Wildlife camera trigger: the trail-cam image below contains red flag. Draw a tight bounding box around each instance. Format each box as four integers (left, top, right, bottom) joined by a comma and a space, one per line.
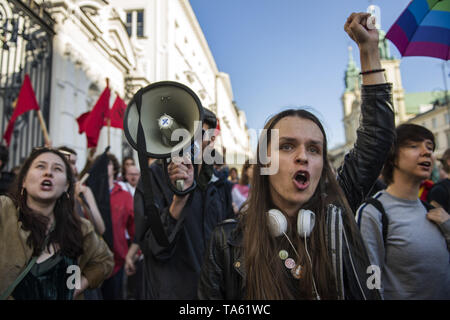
76, 111, 90, 134
109, 96, 127, 129
2, 74, 41, 146
214, 118, 221, 137
84, 87, 111, 148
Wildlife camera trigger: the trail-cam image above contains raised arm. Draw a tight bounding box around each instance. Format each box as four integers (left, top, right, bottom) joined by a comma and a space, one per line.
76, 182, 106, 235
344, 12, 385, 85
338, 12, 395, 213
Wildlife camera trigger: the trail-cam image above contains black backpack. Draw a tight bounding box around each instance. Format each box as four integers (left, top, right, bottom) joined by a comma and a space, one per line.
358, 196, 434, 245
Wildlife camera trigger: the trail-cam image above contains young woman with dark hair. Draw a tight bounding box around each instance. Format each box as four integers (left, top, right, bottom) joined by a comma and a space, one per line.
0, 147, 114, 300
198, 12, 395, 300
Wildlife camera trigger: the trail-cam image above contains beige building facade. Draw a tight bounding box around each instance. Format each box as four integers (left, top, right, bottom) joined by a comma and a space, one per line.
0, 0, 250, 170
407, 103, 450, 158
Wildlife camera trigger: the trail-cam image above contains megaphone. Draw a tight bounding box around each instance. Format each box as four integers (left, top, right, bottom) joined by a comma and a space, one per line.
123, 81, 204, 195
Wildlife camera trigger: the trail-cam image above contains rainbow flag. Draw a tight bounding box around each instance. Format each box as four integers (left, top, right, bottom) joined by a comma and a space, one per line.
386, 0, 450, 60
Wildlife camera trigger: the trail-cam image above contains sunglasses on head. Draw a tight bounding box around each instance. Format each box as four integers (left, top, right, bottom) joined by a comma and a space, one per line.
31, 146, 71, 160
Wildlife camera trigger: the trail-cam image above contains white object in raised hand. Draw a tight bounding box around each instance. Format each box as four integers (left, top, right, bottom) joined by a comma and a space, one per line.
366, 15, 377, 30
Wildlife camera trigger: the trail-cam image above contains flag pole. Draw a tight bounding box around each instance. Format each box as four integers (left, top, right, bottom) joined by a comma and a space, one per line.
10, 97, 50, 147
106, 78, 110, 147
107, 118, 111, 146
36, 109, 51, 146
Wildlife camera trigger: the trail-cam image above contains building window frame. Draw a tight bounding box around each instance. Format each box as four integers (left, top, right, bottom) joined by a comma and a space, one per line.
125, 9, 145, 38
136, 10, 144, 38
446, 130, 450, 148
126, 11, 132, 37
432, 117, 437, 129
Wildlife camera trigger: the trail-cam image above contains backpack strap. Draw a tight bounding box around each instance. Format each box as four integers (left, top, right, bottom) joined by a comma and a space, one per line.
420, 200, 434, 212
0, 256, 37, 300
360, 197, 389, 246
0, 223, 55, 300
442, 182, 450, 208
444, 182, 450, 210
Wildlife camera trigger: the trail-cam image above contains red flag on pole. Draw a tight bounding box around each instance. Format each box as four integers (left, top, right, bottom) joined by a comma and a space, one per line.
2, 74, 41, 146
108, 95, 127, 129
76, 111, 90, 134
83, 86, 111, 148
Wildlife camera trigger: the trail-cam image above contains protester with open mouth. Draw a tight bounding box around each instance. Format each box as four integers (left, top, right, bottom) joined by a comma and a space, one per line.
0, 147, 114, 300
198, 12, 395, 300
357, 124, 450, 299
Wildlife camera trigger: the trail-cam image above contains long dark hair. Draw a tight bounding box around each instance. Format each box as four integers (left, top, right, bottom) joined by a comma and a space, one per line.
241, 109, 357, 300
11, 148, 83, 258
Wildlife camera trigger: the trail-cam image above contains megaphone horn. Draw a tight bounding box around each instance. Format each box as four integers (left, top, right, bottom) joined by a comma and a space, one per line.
123, 81, 204, 194
123, 81, 204, 159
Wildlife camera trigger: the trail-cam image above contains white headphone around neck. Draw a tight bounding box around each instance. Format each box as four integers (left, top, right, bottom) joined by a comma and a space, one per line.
267, 208, 316, 238
267, 208, 320, 300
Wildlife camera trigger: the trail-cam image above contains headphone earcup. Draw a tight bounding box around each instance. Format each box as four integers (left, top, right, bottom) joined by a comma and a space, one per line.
297, 209, 316, 238
267, 209, 287, 237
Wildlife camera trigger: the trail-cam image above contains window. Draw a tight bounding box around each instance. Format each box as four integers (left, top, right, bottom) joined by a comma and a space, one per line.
136, 10, 144, 37
446, 130, 450, 148
432, 117, 437, 129
125, 9, 145, 38
126, 12, 132, 36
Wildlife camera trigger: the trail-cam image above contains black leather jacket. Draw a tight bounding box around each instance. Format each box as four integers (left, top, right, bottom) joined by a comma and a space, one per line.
198, 83, 395, 300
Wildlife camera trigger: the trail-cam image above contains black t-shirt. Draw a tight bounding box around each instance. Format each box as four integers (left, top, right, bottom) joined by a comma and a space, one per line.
427, 178, 450, 212
0, 171, 15, 195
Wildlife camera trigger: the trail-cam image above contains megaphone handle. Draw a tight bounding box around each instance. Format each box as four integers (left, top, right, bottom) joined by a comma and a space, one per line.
162, 159, 197, 196
176, 179, 184, 191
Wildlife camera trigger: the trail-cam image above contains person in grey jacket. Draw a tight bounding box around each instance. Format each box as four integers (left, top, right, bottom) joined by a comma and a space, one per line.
357, 124, 450, 299
198, 12, 394, 300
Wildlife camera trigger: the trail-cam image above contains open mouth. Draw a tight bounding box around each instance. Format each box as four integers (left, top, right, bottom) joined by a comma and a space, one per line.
418, 161, 431, 169
293, 171, 310, 190
40, 179, 53, 190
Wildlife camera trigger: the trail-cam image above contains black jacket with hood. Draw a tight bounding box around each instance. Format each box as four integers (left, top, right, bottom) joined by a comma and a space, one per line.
134, 160, 234, 299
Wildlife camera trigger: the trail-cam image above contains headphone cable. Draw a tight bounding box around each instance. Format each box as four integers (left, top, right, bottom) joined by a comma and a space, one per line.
283, 231, 321, 300
304, 231, 321, 300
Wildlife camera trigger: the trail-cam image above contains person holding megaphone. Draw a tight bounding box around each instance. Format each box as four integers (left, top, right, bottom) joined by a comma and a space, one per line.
130, 106, 234, 300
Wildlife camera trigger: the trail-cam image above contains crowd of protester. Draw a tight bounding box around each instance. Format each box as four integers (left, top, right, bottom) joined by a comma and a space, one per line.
0, 12, 448, 300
